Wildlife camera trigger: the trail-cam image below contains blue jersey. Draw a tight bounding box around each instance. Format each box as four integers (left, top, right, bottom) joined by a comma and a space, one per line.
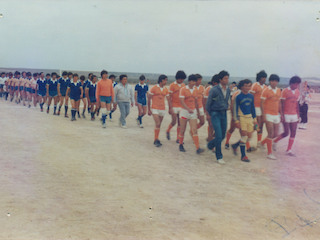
234, 92, 256, 121
68, 81, 82, 99
86, 81, 97, 98
135, 83, 149, 99
113, 81, 118, 88
47, 79, 58, 92
58, 77, 70, 92
37, 79, 47, 92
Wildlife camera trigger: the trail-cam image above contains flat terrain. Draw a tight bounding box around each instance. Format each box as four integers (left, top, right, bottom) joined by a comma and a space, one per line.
1, 93, 320, 240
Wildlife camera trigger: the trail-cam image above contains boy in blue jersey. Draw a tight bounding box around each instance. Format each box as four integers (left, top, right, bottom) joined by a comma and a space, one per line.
37, 72, 47, 111
135, 75, 149, 128
231, 79, 257, 162
57, 71, 70, 117
86, 75, 98, 120
66, 73, 83, 121
46, 72, 59, 115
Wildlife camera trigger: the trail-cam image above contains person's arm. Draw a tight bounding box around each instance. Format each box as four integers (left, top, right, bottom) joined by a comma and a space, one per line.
96, 82, 100, 104
205, 87, 215, 113
168, 93, 173, 114
85, 87, 90, 104
46, 83, 49, 97
260, 98, 266, 122
251, 96, 257, 125
130, 87, 135, 106
147, 93, 152, 116
57, 83, 61, 97
66, 87, 70, 97
80, 86, 83, 99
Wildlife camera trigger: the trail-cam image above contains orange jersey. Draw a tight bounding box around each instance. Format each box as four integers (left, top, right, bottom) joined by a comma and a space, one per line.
261, 86, 281, 115
195, 85, 205, 108
96, 79, 114, 100
179, 86, 199, 110
250, 82, 267, 108
149, 84, 169, 110
281, 87, 300, 115
169, 81, 185, 108
204, 85, 213, 98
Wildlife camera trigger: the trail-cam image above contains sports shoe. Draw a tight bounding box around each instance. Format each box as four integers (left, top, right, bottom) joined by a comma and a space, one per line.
154, 139, 162, 147
247, 147, 257, 153
166, 132, 170, 140
272, 143, 277, 152
46, 109, 49, 114
57, 111, 60, 116
136, 118, 140, 126
267, 154, 277, 160
196, 148, 205, 154
121, 125, 127, 129
82, 113, 86, 118
231, 143, 238, 156
241, 156, 250, 162
102, 123, 106, 128
139, 124, 144, 128
65, 114, 69, 118
217, 159, 226, 164
225, 143, 230, 150
179, 144, 186, 152
286, 150, 296, 157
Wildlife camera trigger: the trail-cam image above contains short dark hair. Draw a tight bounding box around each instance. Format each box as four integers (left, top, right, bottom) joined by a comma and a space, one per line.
238, 79, 252, 89
256, 70, 267, 82
33, 73, 38, 77
269, 74, 280, 82
289, 76, 301, 85
62, 71, 68, 76
188, 74, 197, 82
68, 72, 73, 76
232, 81, 237, 85
175, 70, 186, 80
139, 75, 146, 81
8, 72, 13, 77
26, 72, 32, 77
109, 74, 116, 79
46, 73, 50, 77
91, 75, 97, 80
218, 70, 229, 80
119, 74, 127, 80
158, 74, 167, 84
15, 71, 20, 75
88, 73, 93, 78
1, 72, 5, 75
195, 74, 202, 80
80, 75, 85, 81
101, 70, 108, 77
211, 74, 220, 84
51, 72, 57, 77
73, 73, 78, 77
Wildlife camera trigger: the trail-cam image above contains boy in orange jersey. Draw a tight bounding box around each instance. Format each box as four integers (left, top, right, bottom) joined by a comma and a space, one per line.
249, 70, 268, 147
166, 70, 186, 143
203, 74, 220, 142
96, 70, 115, 128
195, 74, 205, 130
178, 74, 204, 154
274, 76, 301, 156
260, 74, 282, 160
148, 74, 171, 147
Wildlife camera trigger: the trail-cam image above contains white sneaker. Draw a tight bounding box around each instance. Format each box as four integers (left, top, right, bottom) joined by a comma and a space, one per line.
301, 123, 307, 129
217, 159, 226, 164
299, 123, 305, 129
139, 124, 144, 128
121, 125, 127, 129
272, 143, 277, 152
267, 154, 277, 160
286, 150, 296, 157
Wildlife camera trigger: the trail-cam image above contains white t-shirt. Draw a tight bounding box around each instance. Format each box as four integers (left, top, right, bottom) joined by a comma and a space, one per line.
0, 77, 6, 85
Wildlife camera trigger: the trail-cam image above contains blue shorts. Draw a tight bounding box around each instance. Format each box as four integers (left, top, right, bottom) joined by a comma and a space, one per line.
31, 89, 36, 94
49, 91, 58, 97
0, 84, 3, 88
38, 91, 46, 97
26, 88, 31, 93
137, 97, 147, 106
15, 86, 18, 91
100, 96, 112, 104
89, 96, 97, 103
19, 86, 24, 91
60, 89, 67, 97
10, 86, 14, 91
70, 96, 80, 101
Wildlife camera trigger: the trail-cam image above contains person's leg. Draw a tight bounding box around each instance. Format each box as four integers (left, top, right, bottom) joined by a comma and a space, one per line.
47, 96, 52, 113
190, 119, 202, 152
209, 111, 223, 160
118, 102, 126, 126
166, 113, 177, 140
137, 104, 143, 124
64, 96, 69, 117
153, 114, 163, 146
274, 122, 289, 143
82, 98, 87, 117
197, 115, 205, 129
263, 121, 274, 156
70, 99, 76, 120
179, 117, 187, 146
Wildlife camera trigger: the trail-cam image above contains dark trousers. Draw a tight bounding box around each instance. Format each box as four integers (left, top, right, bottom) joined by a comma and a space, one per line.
299, 103, 308, 123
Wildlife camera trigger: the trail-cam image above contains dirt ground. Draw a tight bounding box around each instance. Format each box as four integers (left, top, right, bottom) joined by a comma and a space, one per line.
1, 92, 320, 240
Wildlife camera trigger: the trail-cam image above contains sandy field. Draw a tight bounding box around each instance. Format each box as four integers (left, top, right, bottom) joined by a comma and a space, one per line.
1, 92, 320, 240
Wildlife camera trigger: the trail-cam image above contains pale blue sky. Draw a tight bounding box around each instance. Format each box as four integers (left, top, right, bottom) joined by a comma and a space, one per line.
0, 0, 319, 77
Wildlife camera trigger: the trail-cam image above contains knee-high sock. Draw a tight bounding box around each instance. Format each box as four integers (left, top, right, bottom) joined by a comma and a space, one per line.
193, 135, 200, 149
177, 127, 180, 140
225, 131, 232, 145
154, 128, 160, 141
287, 137, 295, 151
266, 138, 272, 155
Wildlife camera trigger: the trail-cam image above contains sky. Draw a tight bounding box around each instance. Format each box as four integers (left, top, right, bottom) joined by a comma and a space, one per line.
0, 0, 320, 77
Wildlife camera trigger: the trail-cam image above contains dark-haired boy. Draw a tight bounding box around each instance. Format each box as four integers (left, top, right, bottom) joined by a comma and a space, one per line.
46, 72, 59, 115
231, 79, 256, 162
57, 71, 70, 117
273, 76, 301, 156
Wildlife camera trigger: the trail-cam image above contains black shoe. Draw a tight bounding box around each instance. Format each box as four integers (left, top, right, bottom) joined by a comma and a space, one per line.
166, 132, 170, 140
154, 140, 162, 147
196, 148, 204, 154
231, 143, 238, 156
207, 140, 215, 150
225, 143, 230, 150
241, 156, 250, 162
179, 144, 186, 152
65, 114, 69, 118
71, 117, 75, 121
247, 147, 257, 153
176, 139, 180, 144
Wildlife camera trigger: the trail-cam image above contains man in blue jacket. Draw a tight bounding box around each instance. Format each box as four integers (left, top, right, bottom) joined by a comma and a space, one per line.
206, 70, 231, 164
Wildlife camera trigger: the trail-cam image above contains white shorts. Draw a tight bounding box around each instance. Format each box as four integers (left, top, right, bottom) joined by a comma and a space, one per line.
266, 114, 281, 124
172, 107, 181, 114
198, 107, 205, 116
255, 107, 262, 117
151, 108, 166, 117
284, 114, 298, 123
180, 108, 198, 120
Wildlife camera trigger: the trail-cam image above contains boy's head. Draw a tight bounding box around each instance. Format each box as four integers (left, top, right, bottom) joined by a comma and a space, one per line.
8, 72, 13, 78
22, 71, 26, 78
218, 70, 229, 85
139, 75, 146, 83
33, 73, 38, 78
14, 71, 20, 77
1, 72, 5, 77
46, 73, 51, 79
256, 70, 267, 84
109, 74, 116, 81
68, 72, 73, 78
92, 75, 97, 83
119, 74, 127, 84
62, 71, 68, 77
88, 73, 93, 79
289, 76, 301, 90
80, 75, 85, 81
269, 74, 280, 88
101, 70, 108, 78
51, 72, 57, 79
238, 79, 252, 93
188, 74, 197, 87
211, 74, 220, 86
158, 74, 168, 85
39, 72, 44, 78
73, 73, 78, 80
26, 72, 32, 78
195, 73, 202, 86
175, 70, 186, 84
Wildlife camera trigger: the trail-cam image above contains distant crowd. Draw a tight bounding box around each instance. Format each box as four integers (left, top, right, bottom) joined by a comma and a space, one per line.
0, 70, 312, 164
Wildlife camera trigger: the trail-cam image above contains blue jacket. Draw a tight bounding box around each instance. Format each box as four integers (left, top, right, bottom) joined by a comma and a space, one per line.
205, 84, 231, 112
